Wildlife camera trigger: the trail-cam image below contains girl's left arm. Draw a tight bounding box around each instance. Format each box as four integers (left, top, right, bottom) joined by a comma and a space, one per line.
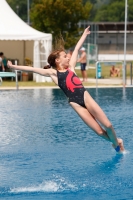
69, 26, 90, 71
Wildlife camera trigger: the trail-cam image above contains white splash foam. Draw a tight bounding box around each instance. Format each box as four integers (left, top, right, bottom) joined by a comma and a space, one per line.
115, 149, 130, 155
122, 150, 130, 155
10, 178, 76, 194
11, 181, 59, 193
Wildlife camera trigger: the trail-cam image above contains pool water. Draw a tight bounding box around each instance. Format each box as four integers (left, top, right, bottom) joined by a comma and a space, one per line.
0, 88, 133, 200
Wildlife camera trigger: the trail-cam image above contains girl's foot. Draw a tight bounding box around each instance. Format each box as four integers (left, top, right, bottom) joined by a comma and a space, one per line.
112, 138, 125, 153
117, 138, 125, 151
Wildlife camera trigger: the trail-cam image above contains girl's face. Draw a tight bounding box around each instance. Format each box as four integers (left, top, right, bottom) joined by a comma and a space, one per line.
57, 51, 70, 69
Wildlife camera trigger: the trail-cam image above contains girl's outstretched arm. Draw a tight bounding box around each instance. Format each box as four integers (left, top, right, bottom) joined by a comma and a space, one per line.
7, 61, 56, 77
69, 26, 90, 70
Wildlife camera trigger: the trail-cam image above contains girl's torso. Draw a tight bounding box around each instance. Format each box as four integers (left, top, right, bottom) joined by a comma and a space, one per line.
50, 68, 75, 86
57, 68, 86, 108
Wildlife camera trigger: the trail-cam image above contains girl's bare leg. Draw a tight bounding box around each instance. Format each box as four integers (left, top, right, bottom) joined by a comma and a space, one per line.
84, 92, 124, 151
70, 102, 124, 152
70, 103, 111, 142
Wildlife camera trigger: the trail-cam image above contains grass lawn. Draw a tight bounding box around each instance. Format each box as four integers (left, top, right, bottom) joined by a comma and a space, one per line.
0, 80, 98, 88
76, 62, 132, 78
0, 80, 57, 88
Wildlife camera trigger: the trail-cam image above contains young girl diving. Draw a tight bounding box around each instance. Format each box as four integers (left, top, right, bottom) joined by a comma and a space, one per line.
7, 26, 124, 153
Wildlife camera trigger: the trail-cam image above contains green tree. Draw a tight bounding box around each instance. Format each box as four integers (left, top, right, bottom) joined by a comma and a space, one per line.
30, 0, 92, 49
7, 0, 27, 22
6, 0, 33, 23
126, 0, 133, 22
94, 0, 133, 22
77, 0, 97, 21
83, 0, 97, 4
82, 0, 110, 21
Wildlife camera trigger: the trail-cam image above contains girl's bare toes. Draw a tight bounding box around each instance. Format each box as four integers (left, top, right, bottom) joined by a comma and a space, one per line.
117, 138, 124, 151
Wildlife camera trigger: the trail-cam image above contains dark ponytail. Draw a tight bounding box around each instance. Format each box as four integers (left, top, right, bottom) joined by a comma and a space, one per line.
43, 65, 51, 69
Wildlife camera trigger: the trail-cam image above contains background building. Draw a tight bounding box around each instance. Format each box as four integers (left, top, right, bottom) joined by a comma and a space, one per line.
78, 21, 133, 62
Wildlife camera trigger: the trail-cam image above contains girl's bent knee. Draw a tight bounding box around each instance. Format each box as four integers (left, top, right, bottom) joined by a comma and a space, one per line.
105, 123, 113, 130
96, 129, 106, 137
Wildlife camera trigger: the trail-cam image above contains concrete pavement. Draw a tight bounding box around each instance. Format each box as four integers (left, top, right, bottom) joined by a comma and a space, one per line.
87, 78, 131, 85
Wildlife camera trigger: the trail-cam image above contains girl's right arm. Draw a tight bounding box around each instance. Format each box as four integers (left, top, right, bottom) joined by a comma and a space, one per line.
7, 61, 56, 77
7, 61, 58, 85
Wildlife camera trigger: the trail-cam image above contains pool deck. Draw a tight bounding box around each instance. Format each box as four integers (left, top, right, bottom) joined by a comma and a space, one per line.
0, 78, 133, 90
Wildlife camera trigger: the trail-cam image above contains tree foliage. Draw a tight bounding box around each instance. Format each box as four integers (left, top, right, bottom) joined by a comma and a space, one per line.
94, 0, 133, 22
83, 0, 97, 4
6, 0, 33, 22
127, 0, 133, 22
7, 0, 133, 25
30, 0, 92, 49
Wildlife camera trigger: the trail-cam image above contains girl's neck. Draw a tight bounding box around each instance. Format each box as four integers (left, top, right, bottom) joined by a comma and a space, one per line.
57, 66, 68, 71
57, 68, 68, 72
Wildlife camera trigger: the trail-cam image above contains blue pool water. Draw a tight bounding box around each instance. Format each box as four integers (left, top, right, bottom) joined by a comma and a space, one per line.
0, 87, 133, 200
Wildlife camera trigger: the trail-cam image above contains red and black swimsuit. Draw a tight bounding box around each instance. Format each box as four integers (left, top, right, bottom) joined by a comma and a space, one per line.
57, 69, 86, 108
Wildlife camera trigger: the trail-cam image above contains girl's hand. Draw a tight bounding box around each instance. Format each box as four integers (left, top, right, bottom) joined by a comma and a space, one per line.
7, 60, 13, 68
84, 26, 91, 36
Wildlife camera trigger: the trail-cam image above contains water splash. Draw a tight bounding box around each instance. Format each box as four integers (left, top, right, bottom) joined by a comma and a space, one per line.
11, 181, 59, 193
122, 150, 130, 155
10, 176, 77, 194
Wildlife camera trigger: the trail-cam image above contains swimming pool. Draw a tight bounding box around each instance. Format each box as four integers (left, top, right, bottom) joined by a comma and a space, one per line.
0, 87, 133, 200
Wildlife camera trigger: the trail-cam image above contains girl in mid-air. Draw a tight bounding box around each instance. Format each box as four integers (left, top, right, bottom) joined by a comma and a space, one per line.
7, 26, 124, 153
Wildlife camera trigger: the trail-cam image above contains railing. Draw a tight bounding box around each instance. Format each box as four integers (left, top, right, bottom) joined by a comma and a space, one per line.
130, 63, 133, 85
0, 70, 19, 89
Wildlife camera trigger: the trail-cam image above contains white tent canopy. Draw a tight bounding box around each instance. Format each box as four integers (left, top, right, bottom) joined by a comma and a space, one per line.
0, 0, 52, 82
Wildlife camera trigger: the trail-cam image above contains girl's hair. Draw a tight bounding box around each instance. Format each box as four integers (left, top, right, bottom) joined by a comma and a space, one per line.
44, 49, 64, 69
43, 65, 51, 69
43, 33, 65, 69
